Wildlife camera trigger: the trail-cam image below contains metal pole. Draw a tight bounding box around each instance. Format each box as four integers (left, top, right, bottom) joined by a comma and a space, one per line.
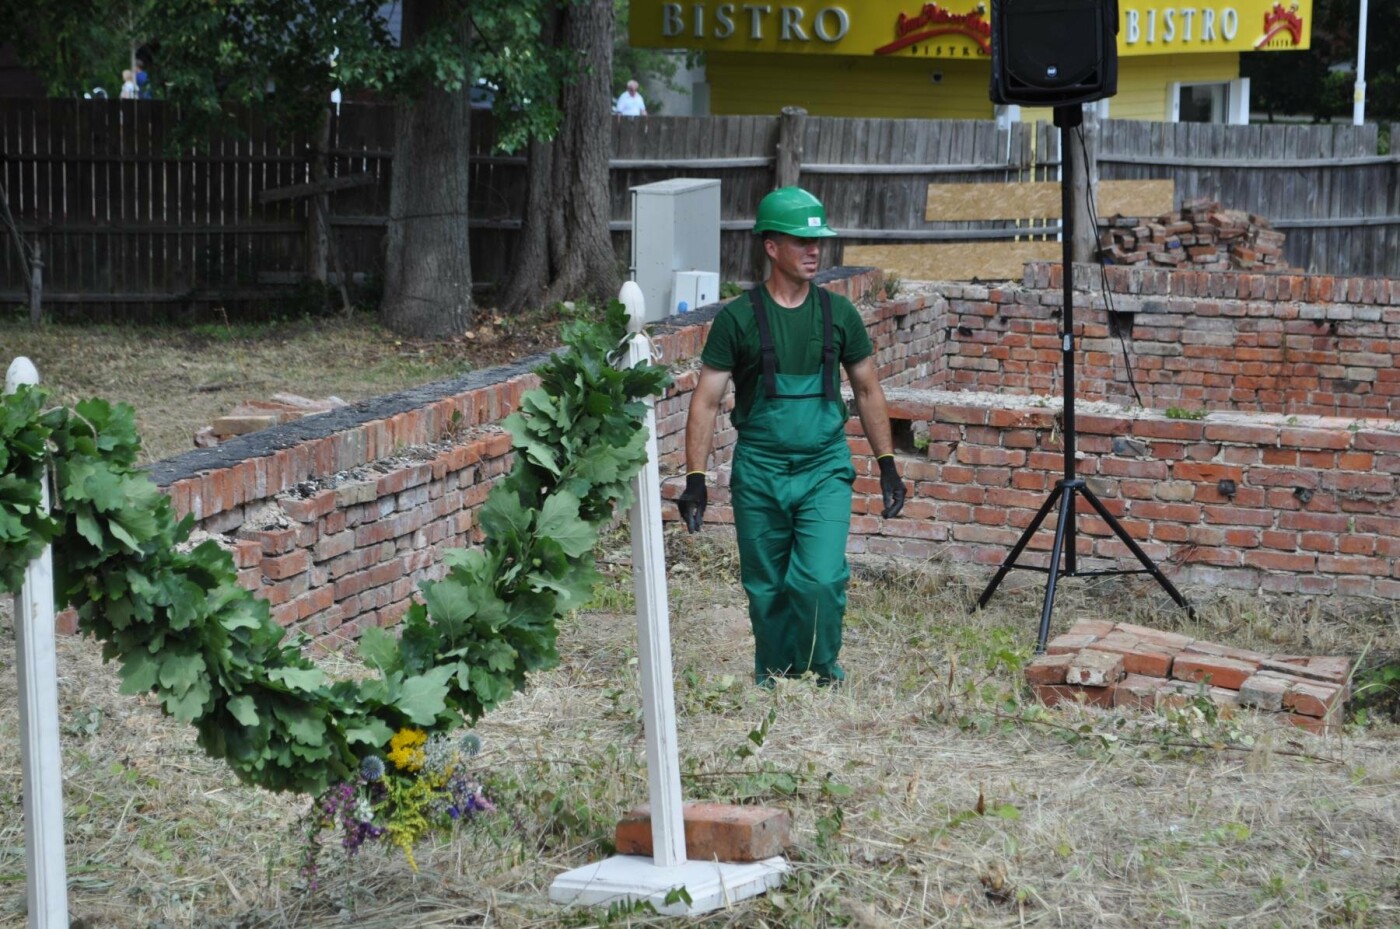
6, 357, 69, 929
1354, 0, 1369, 126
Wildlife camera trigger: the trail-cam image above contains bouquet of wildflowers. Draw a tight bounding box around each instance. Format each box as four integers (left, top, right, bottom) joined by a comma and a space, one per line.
303, 728, 494, 878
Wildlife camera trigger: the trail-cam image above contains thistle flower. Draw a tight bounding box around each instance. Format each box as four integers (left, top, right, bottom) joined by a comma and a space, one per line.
359, 755, 386, 782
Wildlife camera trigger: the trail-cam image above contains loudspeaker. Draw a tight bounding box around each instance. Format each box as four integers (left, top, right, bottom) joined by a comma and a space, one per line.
990, 0, 1118, 107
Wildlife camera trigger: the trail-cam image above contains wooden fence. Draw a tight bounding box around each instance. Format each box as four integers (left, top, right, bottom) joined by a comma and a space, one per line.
2, 98, 1398, 320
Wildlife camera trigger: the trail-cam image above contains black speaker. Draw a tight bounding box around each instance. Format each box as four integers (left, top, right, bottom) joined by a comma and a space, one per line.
990, 0, 1118, 107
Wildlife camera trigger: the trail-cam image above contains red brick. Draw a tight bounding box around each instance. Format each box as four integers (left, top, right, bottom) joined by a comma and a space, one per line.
1113, 623, 1194, 652
1260, 657, 1347, 685
1171, 654, 1259, 690
1278, 713, 1335, 736
1066, 619, 1116, 638
1182, 640, 1270, 664
1171, 461, 1244, 484
1025, 653, 1073, 685
1282, 680, 1345, 719
281, 490, 336, 523
240, 526, 298, 556
1031, 683, 1118, 709
262, 549, 311, 581
1114, 673, 1166, 710
1237, 674, 1287, 711
232, 539, 263, 569
1133, 419, 1205, 441
1045, 633, 1100, 655
1066, 649, 1124, 687
615, 804, 791, 863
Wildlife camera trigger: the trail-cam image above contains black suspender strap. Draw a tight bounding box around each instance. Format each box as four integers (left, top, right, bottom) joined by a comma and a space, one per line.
748, 287, 780, 399
819, 287, 837, 402
747, 285, 837, 401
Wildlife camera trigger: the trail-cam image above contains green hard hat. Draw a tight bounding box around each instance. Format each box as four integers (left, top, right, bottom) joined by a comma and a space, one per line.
753, 186, 837, 238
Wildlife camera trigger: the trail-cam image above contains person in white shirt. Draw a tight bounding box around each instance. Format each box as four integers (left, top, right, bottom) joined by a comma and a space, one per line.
120, 70, 139, 100
615, 80, 647, 117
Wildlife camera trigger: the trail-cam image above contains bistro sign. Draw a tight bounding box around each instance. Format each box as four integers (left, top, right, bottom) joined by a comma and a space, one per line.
631, 0, 1311, 57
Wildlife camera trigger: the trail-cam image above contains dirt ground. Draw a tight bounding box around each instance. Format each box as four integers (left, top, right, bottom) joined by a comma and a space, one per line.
2, 310, 1398, 927
1, 532, 1397, 929
1, 307, 570, 464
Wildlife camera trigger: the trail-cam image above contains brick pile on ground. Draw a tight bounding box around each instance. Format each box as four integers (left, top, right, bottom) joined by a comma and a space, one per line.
195, 393, 347, 447
1098, 197, 1291, 272
1026, 619, 1350, 734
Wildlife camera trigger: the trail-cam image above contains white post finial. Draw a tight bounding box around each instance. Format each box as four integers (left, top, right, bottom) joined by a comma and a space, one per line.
6, 356, 40, 392
619, 281, 647, 335
5, 357, 70, 929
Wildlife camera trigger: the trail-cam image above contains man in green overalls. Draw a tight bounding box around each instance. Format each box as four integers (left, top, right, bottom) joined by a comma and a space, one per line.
677, 187, 906, 686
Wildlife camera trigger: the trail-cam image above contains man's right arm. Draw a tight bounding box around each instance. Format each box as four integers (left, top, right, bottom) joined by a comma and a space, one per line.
685, 364, 732, 473
676, 364, 731, 532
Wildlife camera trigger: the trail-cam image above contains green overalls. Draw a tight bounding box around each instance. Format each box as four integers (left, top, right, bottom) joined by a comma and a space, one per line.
731, 288, 854, 685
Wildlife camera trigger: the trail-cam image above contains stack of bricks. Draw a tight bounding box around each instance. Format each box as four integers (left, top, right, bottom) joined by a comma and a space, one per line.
1098, 198, 1290, 273
195, 394, 347, 448
1025, 620, 1351, 734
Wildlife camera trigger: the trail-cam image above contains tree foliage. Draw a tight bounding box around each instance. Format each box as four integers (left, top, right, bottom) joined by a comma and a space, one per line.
1244, 0, 1400, 122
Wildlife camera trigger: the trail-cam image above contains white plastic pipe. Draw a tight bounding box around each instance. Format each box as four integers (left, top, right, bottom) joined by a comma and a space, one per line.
6, 357, 69, 929
1354, 0, 1369, 126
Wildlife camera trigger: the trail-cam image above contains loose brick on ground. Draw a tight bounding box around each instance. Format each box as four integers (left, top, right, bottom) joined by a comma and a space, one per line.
1282, 680, 1345, 719
1237, 674, 1287, 712
1114, 673, 1165, 710
1032, 683, 1119, 709
1025, 653, 1073, 685
1171, 653, 1260, 690
1046, 633, 1100, 655
1067, 649, 1125, 687
615, 803, 792, 862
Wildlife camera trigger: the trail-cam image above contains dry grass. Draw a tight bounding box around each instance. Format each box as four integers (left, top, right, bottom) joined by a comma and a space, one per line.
0, 311, 566, 464
2, 529, 1397, 929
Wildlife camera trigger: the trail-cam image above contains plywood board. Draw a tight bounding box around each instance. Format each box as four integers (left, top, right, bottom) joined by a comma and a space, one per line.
925, 179, 1175, 221
845, 241, 1060, 282
1098, 180, 1175, 218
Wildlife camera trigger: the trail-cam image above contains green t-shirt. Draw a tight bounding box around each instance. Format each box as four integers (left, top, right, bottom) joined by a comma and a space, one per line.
700, 285, 873, 427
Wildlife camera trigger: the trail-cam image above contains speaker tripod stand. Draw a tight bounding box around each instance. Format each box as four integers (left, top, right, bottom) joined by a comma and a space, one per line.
973, 104, 1193, 653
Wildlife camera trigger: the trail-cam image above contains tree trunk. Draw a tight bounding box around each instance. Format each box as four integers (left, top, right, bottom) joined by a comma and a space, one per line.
497, 0, 617, 314
380, 0, 474, 337
308, 106, 331, 287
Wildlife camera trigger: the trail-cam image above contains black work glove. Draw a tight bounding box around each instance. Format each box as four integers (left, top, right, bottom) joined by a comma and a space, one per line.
676, 472, 707, 533
878, 455, 906, 519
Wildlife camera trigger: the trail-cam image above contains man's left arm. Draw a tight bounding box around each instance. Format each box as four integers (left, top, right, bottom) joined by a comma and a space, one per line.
845, 356, 906, 519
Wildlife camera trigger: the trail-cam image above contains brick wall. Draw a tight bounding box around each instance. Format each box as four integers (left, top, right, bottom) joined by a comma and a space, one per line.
112, 263, 1398, 644
939, 263, 1400, 417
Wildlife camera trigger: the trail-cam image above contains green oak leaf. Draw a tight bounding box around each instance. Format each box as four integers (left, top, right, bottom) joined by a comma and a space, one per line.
226, 695, 260, 727
536, 490, 596, 557
478, 488, 533, 542
396, 665, 457, 725
158, 651, 208, 696
266, 666, 327, 691
117, 649, 161, 695
357, 625, 401, 674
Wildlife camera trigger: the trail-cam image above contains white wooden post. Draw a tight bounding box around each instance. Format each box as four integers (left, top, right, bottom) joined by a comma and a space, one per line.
549, 285, 786, 916
618, 282, 688, 868
5, 357, 69, 929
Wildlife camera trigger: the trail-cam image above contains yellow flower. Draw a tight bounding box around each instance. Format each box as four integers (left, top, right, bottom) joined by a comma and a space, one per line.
387, 727, 428, 772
